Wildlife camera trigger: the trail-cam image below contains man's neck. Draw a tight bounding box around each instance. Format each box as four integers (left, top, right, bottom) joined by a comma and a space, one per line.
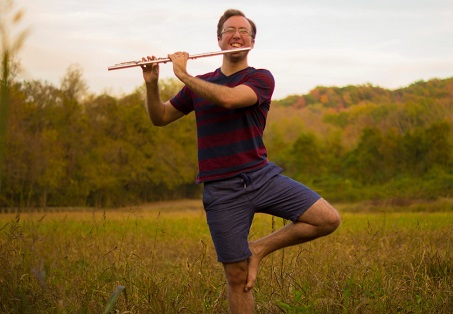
220, 58, 249, 76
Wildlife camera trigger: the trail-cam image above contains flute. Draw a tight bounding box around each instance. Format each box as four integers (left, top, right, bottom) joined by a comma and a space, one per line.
108, 47, 252, 71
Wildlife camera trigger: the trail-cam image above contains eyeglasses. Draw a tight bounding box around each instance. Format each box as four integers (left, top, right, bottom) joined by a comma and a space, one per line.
221, 27, 253, 37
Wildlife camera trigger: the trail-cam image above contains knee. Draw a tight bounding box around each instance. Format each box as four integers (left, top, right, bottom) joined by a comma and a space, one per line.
307, 199, 340, 236
324, 207, 341, 234
223, 262, 248, 288
321, 203, 340, 235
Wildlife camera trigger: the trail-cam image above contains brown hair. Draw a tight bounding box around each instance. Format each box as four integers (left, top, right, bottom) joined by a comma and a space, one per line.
217, 9, 256, 39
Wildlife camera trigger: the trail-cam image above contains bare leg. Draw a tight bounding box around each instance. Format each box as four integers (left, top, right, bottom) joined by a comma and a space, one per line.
245, 198, 340, 291
223, 260, 255, 314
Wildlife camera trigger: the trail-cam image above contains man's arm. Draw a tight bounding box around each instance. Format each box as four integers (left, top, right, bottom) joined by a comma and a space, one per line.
169, 52, 258, 109
182, 76, 257, 109
144, 81, 184, 126
142, 57, 185, 126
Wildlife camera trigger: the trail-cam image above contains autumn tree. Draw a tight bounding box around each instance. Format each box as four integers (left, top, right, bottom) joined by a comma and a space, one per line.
0, 0, 29, 205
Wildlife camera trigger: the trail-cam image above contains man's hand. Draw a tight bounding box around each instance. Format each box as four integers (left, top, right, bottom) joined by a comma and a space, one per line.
141, 56, 159, 84
168, 51, 190, 81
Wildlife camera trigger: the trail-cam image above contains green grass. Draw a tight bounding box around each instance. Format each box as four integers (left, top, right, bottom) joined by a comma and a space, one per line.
0, 199, 452, 313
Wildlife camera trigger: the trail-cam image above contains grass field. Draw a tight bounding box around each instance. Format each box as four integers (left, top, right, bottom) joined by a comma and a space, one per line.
0, 199, 452, 313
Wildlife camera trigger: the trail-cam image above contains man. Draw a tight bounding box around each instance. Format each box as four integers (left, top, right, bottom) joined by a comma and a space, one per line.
141, 9, 340, 314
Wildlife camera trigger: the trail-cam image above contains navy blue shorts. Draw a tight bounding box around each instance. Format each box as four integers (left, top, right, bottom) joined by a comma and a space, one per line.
202, 162, 321, 263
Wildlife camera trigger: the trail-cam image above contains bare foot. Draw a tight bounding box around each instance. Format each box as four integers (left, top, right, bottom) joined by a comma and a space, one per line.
245, 242, 262, 292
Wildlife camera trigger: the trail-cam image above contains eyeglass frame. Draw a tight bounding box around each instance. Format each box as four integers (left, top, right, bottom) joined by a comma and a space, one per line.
221, 27, 254, 37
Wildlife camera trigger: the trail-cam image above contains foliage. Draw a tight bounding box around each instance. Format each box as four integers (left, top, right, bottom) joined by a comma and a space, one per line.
1, 69, 197, 207
268, 78, 453, 202
1, 0, 29, 188
1, 9, 452, 206
1, 70, 453, 206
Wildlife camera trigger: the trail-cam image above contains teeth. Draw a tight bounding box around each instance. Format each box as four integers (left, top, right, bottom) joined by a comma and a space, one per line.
231, 43, 241, 48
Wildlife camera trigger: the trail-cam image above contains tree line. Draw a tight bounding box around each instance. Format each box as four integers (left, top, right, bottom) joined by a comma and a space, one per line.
1, 62, 452, 207
269, 79, 453, 202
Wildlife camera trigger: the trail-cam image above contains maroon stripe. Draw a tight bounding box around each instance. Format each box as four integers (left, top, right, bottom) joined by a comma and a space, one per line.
198, 126, 262, 149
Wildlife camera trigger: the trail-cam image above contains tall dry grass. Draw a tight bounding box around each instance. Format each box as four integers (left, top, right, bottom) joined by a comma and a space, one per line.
0, 199, 452, 313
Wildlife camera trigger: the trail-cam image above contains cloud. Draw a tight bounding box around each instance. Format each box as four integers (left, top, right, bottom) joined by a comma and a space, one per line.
14, 0, 453, 99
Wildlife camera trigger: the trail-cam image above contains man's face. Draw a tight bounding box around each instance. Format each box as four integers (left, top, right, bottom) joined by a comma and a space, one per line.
218, 16, 255, 51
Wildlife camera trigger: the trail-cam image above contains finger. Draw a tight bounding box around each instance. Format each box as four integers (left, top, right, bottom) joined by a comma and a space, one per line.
141, 56, 158, 70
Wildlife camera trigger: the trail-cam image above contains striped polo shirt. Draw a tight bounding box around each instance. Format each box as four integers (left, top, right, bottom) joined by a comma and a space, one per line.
170, 66, 275, 183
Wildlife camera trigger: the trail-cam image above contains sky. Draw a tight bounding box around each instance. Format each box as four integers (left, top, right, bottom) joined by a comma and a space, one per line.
11, 0, 453, 99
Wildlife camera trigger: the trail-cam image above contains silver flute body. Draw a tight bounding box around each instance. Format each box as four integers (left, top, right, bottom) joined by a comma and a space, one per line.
108, 47, 252, 71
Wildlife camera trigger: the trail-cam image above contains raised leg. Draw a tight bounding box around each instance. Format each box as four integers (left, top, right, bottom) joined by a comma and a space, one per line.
245, 198, 340, 291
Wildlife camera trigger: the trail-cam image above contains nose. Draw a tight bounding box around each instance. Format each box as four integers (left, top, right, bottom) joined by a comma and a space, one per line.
232, 30, 241, 38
